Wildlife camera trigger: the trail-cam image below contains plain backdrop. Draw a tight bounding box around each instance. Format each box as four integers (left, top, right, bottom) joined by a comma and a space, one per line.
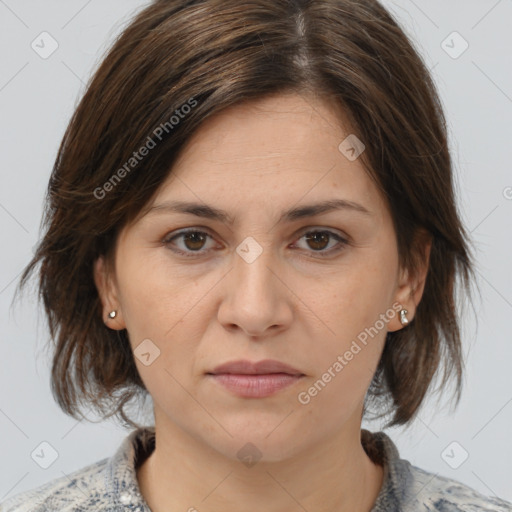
1, 0, 511, 504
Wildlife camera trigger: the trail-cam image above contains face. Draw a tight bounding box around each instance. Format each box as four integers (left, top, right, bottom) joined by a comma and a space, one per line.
95, 92, 427, 462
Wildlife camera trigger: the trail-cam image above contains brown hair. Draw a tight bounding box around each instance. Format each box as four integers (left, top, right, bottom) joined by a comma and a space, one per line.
15, 0, 476, 429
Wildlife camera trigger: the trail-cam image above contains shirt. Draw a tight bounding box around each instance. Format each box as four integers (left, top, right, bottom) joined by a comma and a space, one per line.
1, 426, 511, 511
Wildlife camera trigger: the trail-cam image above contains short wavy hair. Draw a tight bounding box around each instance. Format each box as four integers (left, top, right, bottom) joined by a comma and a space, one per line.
15, 0, 476, 430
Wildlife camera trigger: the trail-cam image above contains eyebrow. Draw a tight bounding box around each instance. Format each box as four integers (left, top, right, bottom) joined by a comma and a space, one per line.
143, 198, 373, 225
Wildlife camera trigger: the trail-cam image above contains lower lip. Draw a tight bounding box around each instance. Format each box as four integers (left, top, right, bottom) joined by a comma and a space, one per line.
208, 373, 304, 398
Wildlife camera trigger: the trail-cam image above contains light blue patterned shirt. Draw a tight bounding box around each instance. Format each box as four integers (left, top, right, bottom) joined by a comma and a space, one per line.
1, 426, 511, 511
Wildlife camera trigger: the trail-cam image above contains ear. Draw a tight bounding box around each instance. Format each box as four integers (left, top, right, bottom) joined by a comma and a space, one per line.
93, 255, 126, 330
388, 229, 432, 332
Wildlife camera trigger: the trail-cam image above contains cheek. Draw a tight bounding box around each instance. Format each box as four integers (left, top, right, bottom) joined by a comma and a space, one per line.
116, 255, 215, 376
304, 253, 397, 385
116, 250, 194, 336
320, 258, 396, 334
296, 290, 390, 421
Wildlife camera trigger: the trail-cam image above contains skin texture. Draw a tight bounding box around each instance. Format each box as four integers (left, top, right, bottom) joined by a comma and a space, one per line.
94, 92, 431, 512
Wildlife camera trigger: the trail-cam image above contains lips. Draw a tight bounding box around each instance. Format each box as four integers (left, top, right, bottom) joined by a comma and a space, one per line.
208, 359, 304, 376
207, 359, 305, 398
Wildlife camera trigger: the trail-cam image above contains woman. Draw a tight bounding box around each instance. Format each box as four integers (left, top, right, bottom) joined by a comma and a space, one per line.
3, 0, 511, 510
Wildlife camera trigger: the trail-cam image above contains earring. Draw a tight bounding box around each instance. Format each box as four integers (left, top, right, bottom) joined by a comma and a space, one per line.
108, 310, 117, 319
399, 309, 409, 326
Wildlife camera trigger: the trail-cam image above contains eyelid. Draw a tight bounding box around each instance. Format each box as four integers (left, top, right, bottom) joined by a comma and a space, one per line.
162, 226, 350, 258
290, 228, 349, 258
295, 225, 350, 241
162, 227, 218, 249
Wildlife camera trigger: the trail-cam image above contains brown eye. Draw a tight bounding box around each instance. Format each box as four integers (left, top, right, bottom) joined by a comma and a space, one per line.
305, 231, 331, 251
293, 229, 348, 258
182, 232, 207, 251
164, 229, 216, 257
164, 228, 348, 259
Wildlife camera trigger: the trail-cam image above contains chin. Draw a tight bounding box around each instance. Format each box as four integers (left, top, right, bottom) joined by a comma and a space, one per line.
199, 419, 307, 464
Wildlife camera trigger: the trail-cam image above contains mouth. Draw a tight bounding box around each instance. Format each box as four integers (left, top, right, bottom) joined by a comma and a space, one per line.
206, 359, 305, 398
207, 359, 304, 376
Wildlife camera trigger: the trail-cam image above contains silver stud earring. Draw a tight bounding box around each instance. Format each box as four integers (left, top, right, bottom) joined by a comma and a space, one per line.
399, 309, 409, 326
108, 310, 117, 319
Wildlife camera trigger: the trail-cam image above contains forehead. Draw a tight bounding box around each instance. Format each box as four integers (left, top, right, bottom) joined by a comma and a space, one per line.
175, 92, 353, 166
134, 92, 388, 227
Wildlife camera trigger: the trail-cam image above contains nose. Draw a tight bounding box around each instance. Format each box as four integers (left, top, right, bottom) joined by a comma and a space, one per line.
217, 244, 293, 338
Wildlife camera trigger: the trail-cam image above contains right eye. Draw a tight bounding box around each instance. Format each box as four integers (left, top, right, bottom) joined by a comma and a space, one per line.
163, 229, 219, 258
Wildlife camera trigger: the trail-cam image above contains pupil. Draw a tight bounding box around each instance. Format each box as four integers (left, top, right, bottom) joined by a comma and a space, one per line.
307, 232, 328, 250
185, 233, 205, 250
182, 232, 330, 252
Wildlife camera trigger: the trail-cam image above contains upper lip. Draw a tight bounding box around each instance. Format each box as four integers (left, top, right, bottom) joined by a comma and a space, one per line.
208, 359, 304, 376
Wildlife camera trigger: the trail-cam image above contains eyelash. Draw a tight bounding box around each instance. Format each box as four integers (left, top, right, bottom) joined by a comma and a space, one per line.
162, 227, 349, 259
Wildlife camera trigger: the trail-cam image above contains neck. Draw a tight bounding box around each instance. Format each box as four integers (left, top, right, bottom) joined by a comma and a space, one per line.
137, 412, 384, 512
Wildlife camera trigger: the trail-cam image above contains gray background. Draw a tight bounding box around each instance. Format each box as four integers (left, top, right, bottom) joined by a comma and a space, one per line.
1, 0, 511, 503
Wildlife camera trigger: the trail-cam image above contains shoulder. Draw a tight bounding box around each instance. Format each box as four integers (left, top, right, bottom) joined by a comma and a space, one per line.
0, 427, 154, 512
402, 460, 512, 511
0, 457, 112, 512
363, 430, 512, 512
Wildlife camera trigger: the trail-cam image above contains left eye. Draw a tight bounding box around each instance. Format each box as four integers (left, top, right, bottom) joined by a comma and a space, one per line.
292, 230, 348, 256
163, 228, 348, 258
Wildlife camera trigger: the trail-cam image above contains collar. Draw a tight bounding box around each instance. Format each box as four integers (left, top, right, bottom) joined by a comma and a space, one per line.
104, 426, 406, 511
